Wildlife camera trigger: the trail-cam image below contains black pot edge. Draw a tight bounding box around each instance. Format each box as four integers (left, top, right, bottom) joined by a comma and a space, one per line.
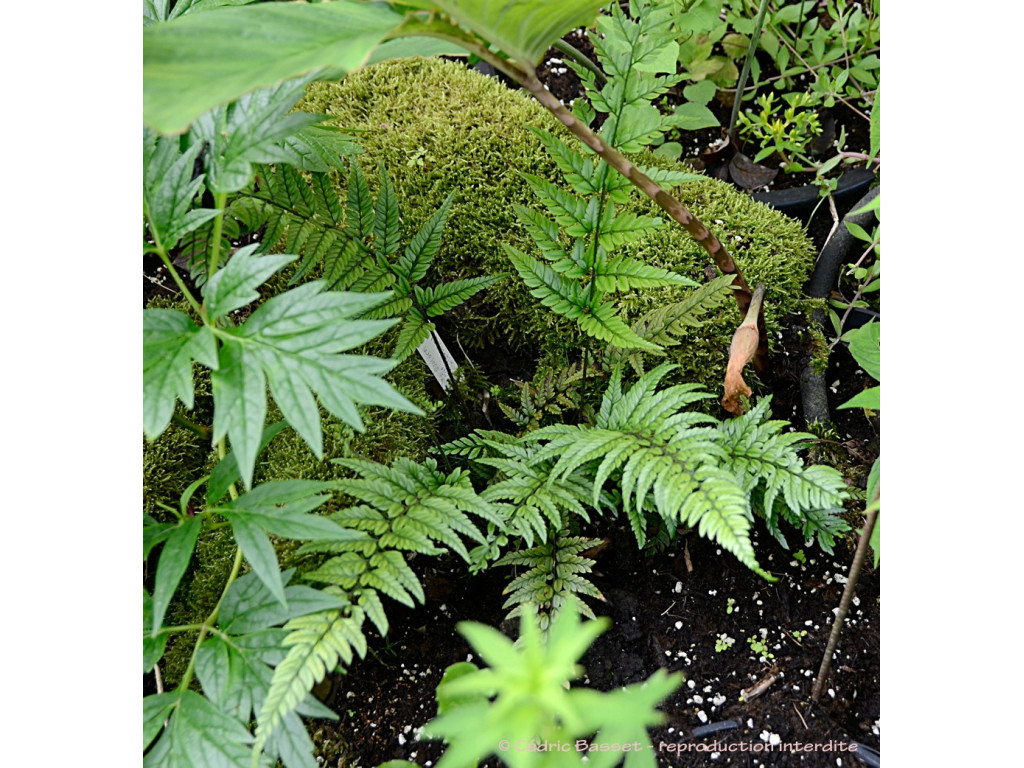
751, 167, 877, 220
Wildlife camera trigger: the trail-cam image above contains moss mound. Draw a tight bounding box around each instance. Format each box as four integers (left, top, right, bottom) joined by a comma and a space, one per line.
298, 57, 815, 388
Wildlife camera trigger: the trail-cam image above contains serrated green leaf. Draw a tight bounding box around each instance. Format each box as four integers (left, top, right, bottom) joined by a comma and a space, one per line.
392, 313, 434, 362
420, 275, 505, 317
144, 1, 404, 134
429, 0, 606, 67
221, 570, 347, 635
190, 75, 323, 194
229, 516, 289, 607
143, 592, 169, 674
280, 124, 362, 173
373, 164, 402, 259
151, 515, 203, 635
399, 191, 456, 283
220, 481, 370, 542
143, 692, 177, 751
203, 245, 295, 320
143, 129, 220, 250
266, 710, 317, 768
211, 282, 421, 488
208, 421, 289, 504
143, 309, 218, 440
144, 690, 253, 767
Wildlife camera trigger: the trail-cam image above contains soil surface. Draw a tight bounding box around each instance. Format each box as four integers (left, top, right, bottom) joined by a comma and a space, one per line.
308, 522, 879, 768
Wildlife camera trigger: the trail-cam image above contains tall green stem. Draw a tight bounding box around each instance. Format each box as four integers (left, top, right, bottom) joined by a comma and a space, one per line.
205, 192, 229, 280
728, 0, 771, 142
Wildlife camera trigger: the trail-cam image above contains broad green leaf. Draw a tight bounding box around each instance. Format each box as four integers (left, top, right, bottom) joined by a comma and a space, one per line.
842, 322, 880, 381
190, 75, 324, 194
144, 1, 404, 133
144, 690, 253, 767
143, 590, 169, 674
202, 245, 295, 320
229, 515, 288, 607
143, 692, 177, 751
682, 79, 717, 106
144, 517, 177, 559
151, 514, 203, 635
212, 281, 422, 487
867, 458, 880, 568
664, 102, 721, 131
221, 570, 347, 635
869, 88, 880, 161
143, 129, 221, 250
838, 385, 880, 411
208, 421, 289, 505
428, 0, 607, 67
364, 36, 472, 67
220, 481, 370, 542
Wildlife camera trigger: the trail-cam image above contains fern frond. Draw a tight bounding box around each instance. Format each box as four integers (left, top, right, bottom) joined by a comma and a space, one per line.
497, 535, 604, 630
717, 397, 850, 552
342, 160, 374, 243
595, 206, 664, 251
255, 604, 366, 755
527, 128, 598, 196
513, 204, 571, 264
392, 313, 435, 361
373, 163, 401, 258
593, 256, 697, 293
417, 275, 505, 317
397, 190, 456, 282
519, 172, 590, 238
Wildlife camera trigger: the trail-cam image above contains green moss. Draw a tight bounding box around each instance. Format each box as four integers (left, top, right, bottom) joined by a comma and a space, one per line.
298, 58, 816, 392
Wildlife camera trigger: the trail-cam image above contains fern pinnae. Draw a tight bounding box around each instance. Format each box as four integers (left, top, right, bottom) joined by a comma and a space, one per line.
255, 604, 366, 758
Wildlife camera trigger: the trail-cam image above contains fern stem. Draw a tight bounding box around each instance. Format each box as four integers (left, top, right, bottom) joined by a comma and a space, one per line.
205, 192, 229, 280
809, 491, 879, 704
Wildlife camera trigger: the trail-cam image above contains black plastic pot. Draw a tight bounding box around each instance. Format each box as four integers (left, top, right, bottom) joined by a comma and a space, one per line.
752, 167, 877, 223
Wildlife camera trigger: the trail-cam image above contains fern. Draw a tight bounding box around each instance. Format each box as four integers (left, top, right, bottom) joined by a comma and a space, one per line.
716, 397, 851, 553
497, 361, 591, 432
479, 439, 597, 548
504, 3, 709, 353
252, 457, 504, 752
604, 273, 738, 374
496, 535, 605, 631
254, 596, 366, 757
520, 364, 849, 578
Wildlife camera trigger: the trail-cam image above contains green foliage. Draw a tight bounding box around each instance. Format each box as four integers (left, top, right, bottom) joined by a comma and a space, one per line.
298, 58, 817, 389
528, 365, 849, 572
496, 535, 605, 629
736, 91, 822, 170
828, 195, 880, 342
498, 362, 591, 432
506, 2, 711, 352
143, 0, 404, 133
424, 604, 681, 768
839, 320, 880, 567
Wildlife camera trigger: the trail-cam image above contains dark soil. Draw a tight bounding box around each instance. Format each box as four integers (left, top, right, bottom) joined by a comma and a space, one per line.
309, 521, 879, 767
